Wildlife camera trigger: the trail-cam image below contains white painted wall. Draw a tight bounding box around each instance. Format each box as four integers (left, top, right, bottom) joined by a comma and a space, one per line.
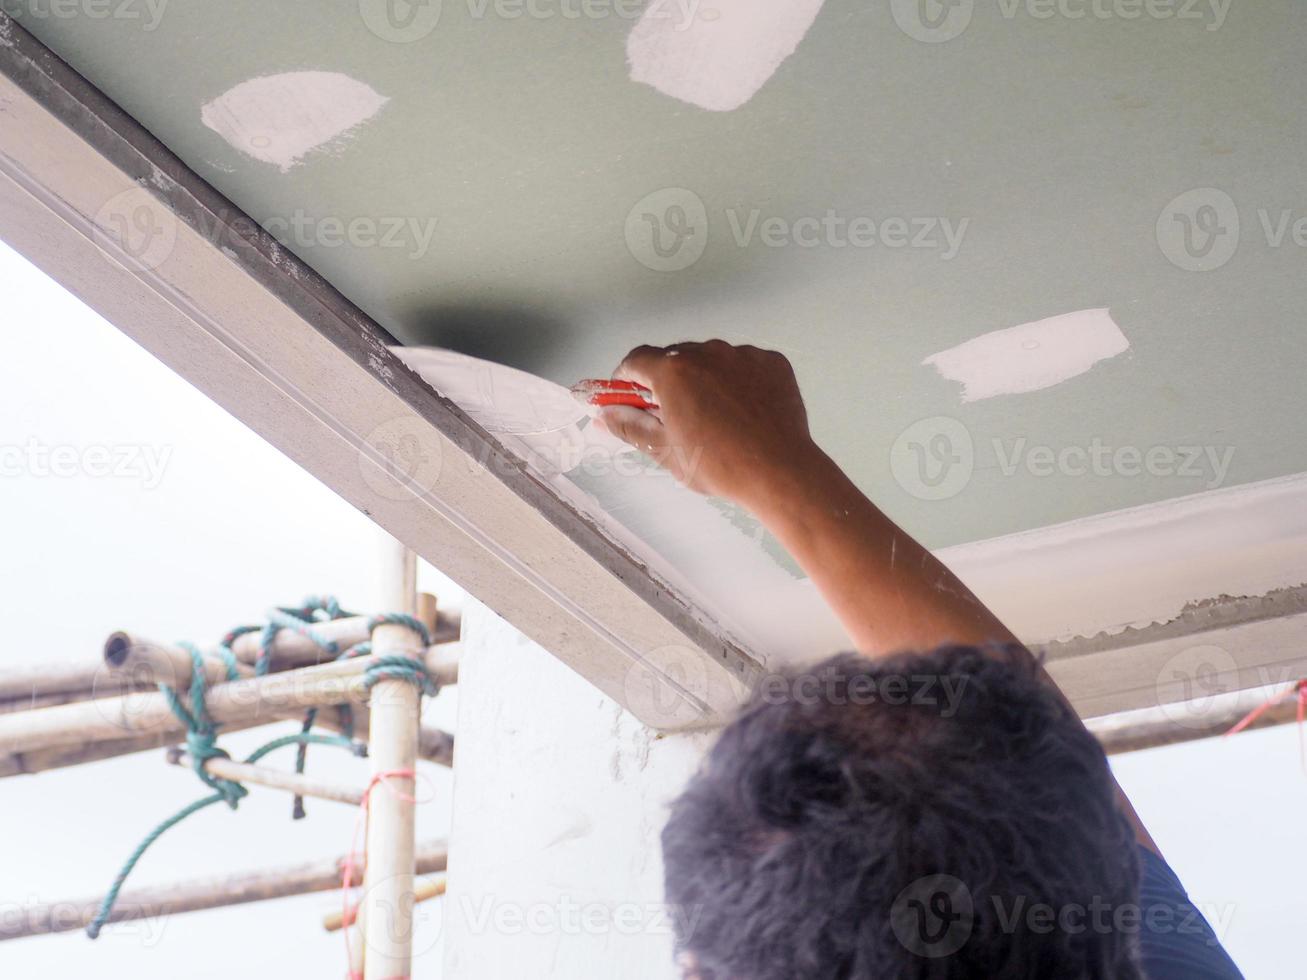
443, 600, 713, 980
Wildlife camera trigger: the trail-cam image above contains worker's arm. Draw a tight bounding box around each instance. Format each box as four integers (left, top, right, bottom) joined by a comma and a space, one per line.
596, 340, 1157, 853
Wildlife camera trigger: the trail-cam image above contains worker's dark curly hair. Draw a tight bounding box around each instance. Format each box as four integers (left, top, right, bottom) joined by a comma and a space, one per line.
662, 645, 1143, 979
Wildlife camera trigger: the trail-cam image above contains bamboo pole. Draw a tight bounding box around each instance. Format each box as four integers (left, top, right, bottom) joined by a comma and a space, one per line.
0, 657, 376, 756
349, 912, 367, 979
325, 878, 445, 932
416, 725, 455, 769
101, 634, 459, 689
103, 633, 255, 688
362, 541, 423, 978
212, 609, 460, 671
0, 662, 117, 701
0, 729, 189, 778
424, 642, 460, 688
0, 617, 459, 713
165, 746, 365, 806
0, 840, 448, 941
0, 685, 152, 715
0, 696, 453, 779
317, 701, 454, 769
417, 592, 438, 637
0, 715, 451, 779
0, 703, 364, 779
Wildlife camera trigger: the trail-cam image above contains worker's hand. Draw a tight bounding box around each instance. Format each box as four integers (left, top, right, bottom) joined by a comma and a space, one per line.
595, 341, 819, 504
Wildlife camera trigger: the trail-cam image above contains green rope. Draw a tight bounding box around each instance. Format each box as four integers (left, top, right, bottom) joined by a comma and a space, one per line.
85, 731, 355, 939
366, 612, 432, 647
86, 598, 437, 940
363, 655, 440, 697
361, 613, 436, 693
287, 614, 437, 814
158, 643, 245, 806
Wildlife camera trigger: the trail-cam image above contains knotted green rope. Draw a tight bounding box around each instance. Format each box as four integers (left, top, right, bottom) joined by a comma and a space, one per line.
361, 613, 437, 696
86, 599, 438, 940
158, 643, 246, 807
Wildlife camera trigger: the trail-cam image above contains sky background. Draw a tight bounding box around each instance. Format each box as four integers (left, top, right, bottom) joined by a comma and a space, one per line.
0, 238, 1301, 977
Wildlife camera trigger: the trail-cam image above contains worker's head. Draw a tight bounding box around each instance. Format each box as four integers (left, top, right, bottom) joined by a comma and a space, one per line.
661, 645, 1142, 979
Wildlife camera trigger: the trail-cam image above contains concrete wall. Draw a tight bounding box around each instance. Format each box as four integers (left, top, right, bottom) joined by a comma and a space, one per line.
443, 600, 715, 979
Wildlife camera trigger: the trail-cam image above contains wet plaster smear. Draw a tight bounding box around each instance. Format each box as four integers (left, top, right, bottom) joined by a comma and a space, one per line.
628, 0, 829, 112
200, 71, 389, 172
395, 347, 848, 664
924, 308, 1130, 403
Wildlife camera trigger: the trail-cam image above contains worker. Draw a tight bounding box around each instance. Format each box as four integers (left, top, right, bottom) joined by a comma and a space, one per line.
594, 342, 1243, 980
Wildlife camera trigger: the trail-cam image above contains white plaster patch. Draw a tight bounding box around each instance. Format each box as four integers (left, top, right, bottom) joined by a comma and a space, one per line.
392, 347, 583, 436
923, 308, 1129, 403
627, 0, 827, 112
201, 71, 388, 172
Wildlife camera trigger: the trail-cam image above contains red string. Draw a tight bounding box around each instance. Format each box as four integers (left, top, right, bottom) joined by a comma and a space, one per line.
341, 769, 418, 979
1224, 679, 1307, 773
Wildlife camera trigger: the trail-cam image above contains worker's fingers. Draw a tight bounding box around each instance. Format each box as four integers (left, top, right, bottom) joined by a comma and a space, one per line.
594, 405, 666, 454
611, 344, 675, 393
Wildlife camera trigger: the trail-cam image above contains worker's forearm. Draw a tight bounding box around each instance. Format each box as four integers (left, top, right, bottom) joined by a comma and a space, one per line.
600, 341, 1157, 853
740, 445, 1017, 658
742, 446, 1160, 853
